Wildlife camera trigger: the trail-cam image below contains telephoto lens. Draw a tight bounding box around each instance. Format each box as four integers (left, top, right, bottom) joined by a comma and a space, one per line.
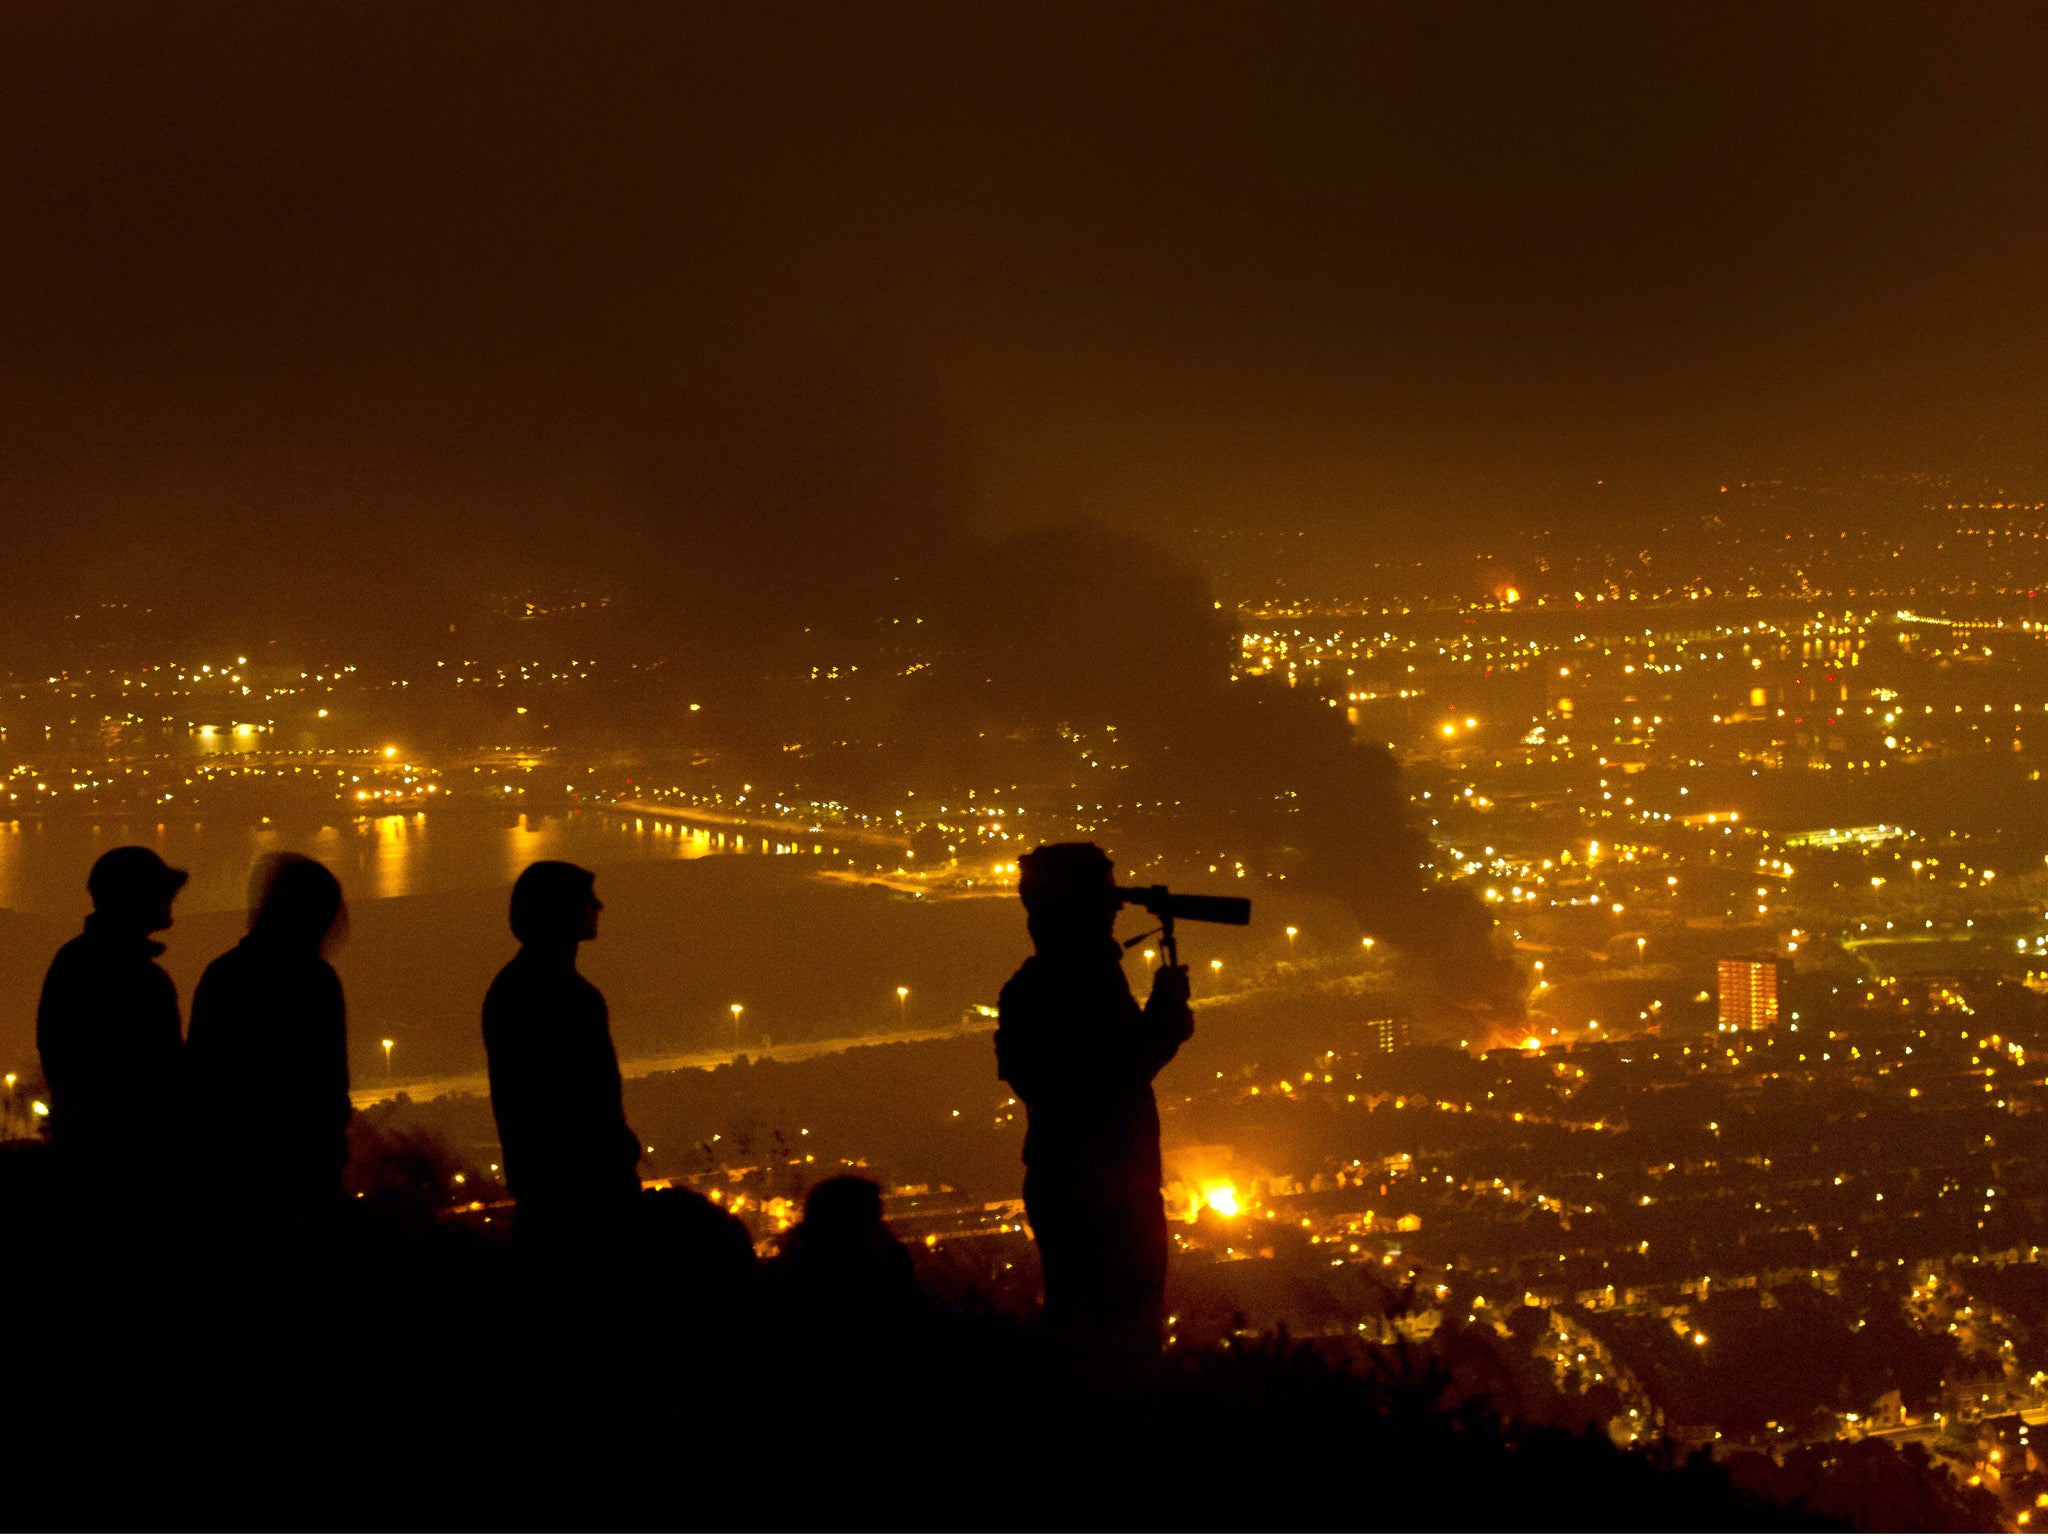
1115, 885, 1252, 927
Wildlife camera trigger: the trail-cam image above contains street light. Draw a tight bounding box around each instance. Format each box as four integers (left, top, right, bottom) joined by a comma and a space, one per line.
896, 986, 909, 1026
1636, 936, 1647, 961
1362, 936, 1376, 953
1285, 925, 1299, 956
730, 1002, 744, 1055
380, 1038, 394, 1079
1209, 958, 1223, 984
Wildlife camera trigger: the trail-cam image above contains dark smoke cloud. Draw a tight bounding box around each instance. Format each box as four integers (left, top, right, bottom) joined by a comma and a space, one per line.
925, 522, 1525, 1021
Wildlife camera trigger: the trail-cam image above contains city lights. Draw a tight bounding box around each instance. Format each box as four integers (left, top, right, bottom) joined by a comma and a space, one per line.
3, 16, 2048, 1520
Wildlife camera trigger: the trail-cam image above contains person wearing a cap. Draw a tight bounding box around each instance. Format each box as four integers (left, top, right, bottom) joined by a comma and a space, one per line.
996, 842, 1193, 1359
36, 845, 189, 1186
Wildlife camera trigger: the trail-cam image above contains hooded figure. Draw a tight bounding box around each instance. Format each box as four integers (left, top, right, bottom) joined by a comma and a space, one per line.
995, 842, 1192, 1358
186, 854, 353, 1215
36, 845, 189, 1185
483, 861, 641, 1233
769, 1175, 922, 1333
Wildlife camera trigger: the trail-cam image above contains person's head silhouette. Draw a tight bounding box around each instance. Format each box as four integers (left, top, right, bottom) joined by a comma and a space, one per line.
802, 1175, 887, 1247
510, 860, 601, 951
87, 845, 188, 935
247, 853, 347, 955
781, 1175, 919, 1319
1018, 842, 1118, 955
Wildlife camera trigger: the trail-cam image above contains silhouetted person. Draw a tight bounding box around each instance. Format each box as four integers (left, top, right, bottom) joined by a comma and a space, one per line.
769, 1175, 922, 1332
483, 861, 641, 1238
639, 1184, 763, 1323
187, 854, 353, 1220
36, 846, 188, 1192
996, 842, 1192, 1359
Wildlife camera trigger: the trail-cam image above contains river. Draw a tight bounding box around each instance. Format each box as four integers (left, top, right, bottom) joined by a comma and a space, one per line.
0, 805, 800, 917
0, 805, 1027, 1088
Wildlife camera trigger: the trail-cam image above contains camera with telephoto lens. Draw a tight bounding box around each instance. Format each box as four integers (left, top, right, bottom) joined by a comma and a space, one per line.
1115, 883, 1251, 967
1115, 885, 1252, 928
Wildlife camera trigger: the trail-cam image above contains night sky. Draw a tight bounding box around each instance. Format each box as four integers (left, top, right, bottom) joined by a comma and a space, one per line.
5, 2, 2046, 624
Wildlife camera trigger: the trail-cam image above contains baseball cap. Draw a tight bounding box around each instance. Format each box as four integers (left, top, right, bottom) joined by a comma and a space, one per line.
86, 846, 190, 909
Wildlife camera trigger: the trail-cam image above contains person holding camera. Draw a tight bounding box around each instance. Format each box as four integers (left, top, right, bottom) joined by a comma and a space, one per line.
996, 842, 1193, 1360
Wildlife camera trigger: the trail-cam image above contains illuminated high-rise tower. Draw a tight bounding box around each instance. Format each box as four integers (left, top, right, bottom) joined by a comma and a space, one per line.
1366, 1015, 1411, 1054
1717, 957, 1780, 1030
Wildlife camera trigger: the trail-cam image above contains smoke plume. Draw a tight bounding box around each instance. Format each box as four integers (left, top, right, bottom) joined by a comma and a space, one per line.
928, 521, 1525, 1022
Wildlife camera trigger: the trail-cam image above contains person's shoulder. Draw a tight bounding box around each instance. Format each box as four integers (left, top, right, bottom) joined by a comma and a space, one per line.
38, 933, 95, 1017
188, 953, 229, 1020
483, 953, 526, 997
999, 956, 1041, 995
45, 928, 97, 972
997, 962, 1035, 1015
307, 955, 345, 1004
481, 957, 528, 1030
197, 943, 251, 987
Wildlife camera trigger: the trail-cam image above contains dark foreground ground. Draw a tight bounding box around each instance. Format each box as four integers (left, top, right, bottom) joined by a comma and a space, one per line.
0, 1141, 1974, 1531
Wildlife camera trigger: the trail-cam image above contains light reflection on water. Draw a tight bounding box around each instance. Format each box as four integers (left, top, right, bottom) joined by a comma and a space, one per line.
0, 809, 805, 916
